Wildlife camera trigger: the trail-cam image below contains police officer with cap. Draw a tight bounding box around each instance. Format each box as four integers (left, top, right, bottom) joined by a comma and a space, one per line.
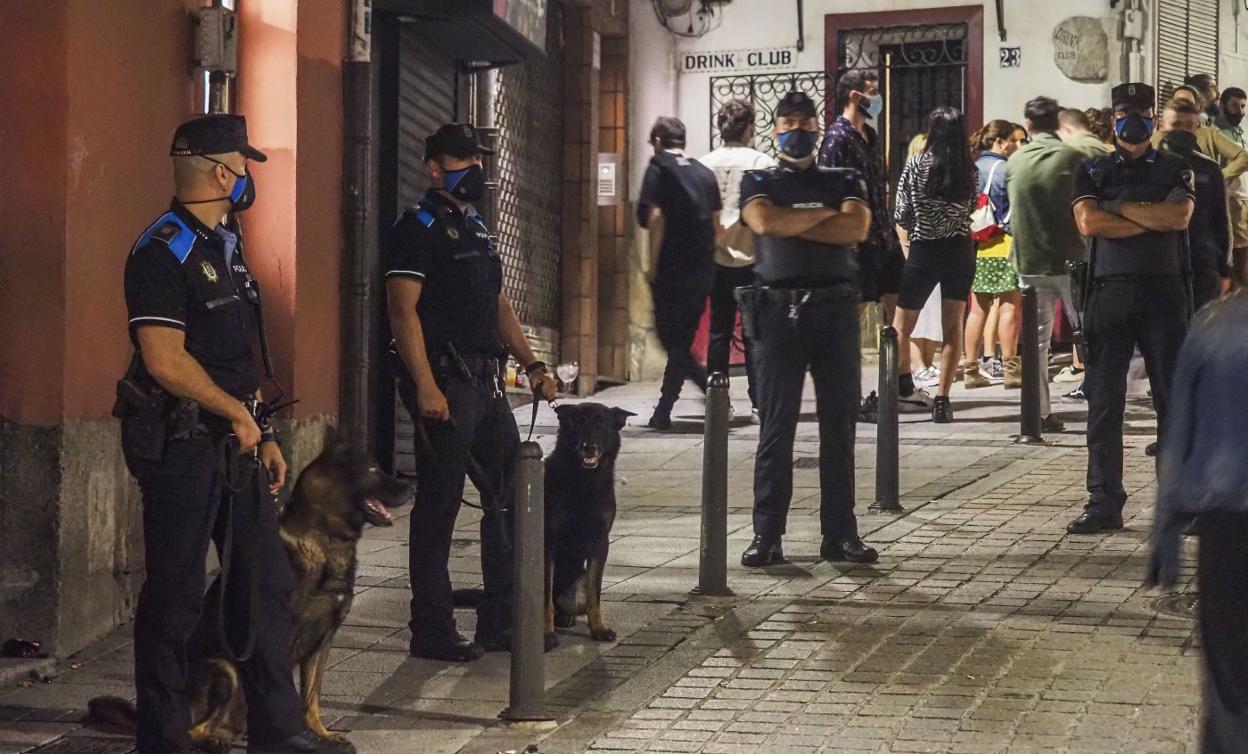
386, 123, 557, 661
737, 91, 878, 566
1069, 83, 1195, 534
120, 115, 350, 753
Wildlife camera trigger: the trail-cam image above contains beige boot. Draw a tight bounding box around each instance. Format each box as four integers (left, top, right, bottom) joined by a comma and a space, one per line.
961, 360, 991, 389
1003, 356, 1023, 389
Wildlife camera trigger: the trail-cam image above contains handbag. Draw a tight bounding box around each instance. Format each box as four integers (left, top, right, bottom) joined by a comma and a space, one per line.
969, 160, 1005, 243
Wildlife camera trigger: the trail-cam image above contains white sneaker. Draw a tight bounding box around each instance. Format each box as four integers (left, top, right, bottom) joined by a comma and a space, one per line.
899, 387, 935, 412
912, 366, 940, 389
751, 407, 760, 423
1053, 366, 1085, 384
727, 403, 736, 422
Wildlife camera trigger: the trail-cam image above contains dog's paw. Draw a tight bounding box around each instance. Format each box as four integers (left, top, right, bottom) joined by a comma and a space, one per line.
544, 632, 560, 652
323, 731, 350, 744
554, 611, 575, 629
589, 626, 617, 642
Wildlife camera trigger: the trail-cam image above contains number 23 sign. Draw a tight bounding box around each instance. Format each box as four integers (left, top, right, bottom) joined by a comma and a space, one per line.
1000, 47, 1021, 68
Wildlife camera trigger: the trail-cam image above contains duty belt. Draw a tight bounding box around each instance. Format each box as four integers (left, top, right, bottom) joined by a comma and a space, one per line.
753, 281, 857, 321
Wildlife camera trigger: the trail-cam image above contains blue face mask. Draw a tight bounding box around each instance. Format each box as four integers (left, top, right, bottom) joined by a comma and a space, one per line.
1115, 114, 1155, 145
858, 93, 884, 120
777, 128, 819, 159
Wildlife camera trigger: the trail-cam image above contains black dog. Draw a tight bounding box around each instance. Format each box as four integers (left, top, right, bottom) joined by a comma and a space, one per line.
90, 437, 411, 750
544, 403, 633, 648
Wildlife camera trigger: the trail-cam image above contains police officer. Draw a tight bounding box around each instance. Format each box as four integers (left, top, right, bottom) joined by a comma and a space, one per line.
386, 123, 557, 661
120, 115, 348, 754
1069, 83, 1195, 534
737, 92, 878, 567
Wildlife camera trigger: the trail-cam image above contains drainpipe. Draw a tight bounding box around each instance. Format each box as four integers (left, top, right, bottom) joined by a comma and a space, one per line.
474, 67, 501, 228
341, 0, 377, 452
1121, 0, 1145, 83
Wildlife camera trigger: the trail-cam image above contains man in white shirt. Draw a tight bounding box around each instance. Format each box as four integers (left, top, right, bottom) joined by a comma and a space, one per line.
698, 99, 776, 418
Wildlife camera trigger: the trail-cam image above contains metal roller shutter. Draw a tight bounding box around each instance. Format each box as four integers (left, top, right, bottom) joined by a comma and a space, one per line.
1155, 0, 1220, 104
393, 24, 458, 480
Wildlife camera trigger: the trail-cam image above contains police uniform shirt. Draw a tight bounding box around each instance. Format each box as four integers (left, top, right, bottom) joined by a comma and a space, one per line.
740, 163, 868, 285
1072, 148, 1196, 278
385, 190, 503, 357
637, 151, 723, 290
124, 201, 261, 398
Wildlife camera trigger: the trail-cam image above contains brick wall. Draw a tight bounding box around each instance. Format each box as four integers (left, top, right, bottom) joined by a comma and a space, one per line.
597, 34, 630, 382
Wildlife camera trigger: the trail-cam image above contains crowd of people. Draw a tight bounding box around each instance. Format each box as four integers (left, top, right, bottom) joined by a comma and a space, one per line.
635, 70, 1248, 747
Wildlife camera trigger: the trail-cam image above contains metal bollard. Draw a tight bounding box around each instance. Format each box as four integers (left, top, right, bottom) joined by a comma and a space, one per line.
695, 372, 733, 596
870, 327, 902, 512
1017, 285, 1044, 444
501, 441, 551, 722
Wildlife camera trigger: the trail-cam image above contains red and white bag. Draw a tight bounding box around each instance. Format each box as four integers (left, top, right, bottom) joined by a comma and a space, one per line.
969, 160, 1005, 243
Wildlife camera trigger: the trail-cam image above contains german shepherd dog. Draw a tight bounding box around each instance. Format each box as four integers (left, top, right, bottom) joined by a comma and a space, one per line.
544, 403, 633, 648
90, 438, 412, 751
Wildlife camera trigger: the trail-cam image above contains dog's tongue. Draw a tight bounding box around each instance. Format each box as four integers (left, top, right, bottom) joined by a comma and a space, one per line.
365, 498, 394, 525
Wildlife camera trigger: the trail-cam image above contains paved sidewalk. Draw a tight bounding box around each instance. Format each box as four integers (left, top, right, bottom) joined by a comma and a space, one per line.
0, 369, 1202, 754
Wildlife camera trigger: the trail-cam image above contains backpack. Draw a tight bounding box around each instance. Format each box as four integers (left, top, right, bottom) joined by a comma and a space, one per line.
969, 159, 1006, 243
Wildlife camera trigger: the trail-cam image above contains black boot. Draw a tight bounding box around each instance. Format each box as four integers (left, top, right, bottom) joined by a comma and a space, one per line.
820, 536, 878, 563
740, 535, 783, 567
409, 632, 484, 662
248, 730, 356, 754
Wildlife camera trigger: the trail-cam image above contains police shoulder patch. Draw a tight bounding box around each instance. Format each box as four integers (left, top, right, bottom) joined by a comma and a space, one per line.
132, 212, 195, 263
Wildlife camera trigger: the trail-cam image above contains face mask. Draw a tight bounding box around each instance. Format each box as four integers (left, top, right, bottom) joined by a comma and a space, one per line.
777, 128, 819, 159
443, 164, 485, 203
857, 93, 884, 120
1115, 114, 1154, 145
229, 168, 255, 212
1226, 112, 1245, 128
1162, 130, 1198, 152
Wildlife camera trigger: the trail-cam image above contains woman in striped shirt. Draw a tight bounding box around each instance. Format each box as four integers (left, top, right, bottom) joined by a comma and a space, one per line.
892, 106, 979, 423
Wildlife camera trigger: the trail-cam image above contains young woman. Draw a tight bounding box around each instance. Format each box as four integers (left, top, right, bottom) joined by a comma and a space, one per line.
893, 107, 979, 423
904, 133, 944, 388
962, 120, 1024, 389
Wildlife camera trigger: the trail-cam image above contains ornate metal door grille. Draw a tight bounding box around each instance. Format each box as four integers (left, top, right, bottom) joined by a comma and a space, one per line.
709, 23, 967, 182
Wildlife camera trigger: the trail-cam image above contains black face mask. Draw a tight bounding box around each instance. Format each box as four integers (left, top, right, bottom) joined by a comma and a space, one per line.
1162, 130, 1198, 153
1226, 112, 1245, 128
1115, 114, 1155, 145
443, 164, 485, 203
776, 128, 819, 160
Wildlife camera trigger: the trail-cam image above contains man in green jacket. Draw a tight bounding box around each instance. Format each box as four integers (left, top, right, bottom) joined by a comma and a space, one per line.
1006, 96, 1086, 431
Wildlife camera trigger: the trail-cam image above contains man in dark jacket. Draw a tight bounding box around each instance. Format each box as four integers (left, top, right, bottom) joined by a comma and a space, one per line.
1158, 97, 1232, 308
1150, 292, 1248, 752
637, 116, 723, 429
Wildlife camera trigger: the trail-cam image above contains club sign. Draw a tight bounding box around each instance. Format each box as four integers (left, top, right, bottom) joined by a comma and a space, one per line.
678, 47, 799, 75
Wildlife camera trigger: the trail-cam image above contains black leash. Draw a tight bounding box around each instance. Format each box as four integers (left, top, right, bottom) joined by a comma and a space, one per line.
213, 433, 265, 664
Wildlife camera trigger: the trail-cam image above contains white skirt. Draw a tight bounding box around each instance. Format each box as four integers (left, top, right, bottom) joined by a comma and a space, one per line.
911, 285, 943, 341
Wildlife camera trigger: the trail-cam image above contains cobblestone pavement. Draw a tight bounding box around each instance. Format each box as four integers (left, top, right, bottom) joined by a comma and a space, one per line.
0, 367, 1204, 754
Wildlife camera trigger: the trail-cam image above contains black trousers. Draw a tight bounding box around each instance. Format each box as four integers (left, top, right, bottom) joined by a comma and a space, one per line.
1197, 510, 1248, 753
399, 370, 516, 639
741, 285, 861, 540
707, 264, 756, 407
125, 435, 304, 754
1083, 278, 1188, 515
652, 281, 709, 412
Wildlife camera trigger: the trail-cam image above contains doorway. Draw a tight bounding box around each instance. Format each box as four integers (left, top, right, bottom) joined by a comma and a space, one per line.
825, 8, 983, 186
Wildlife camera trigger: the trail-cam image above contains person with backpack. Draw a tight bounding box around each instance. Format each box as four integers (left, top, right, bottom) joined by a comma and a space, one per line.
892, 107, 979, 422
962, 120, 1024, 389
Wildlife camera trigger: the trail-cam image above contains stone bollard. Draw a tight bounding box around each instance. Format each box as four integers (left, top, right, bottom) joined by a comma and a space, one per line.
695, 372, 733, 596
870, 327, 902, 512
501, 441, 551, 723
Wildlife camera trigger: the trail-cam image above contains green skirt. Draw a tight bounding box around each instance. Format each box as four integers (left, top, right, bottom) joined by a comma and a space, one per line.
972, 256, 1018, 294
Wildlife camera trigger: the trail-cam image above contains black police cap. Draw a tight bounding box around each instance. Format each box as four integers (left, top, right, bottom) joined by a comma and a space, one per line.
425, 123, 495, 161
775, 91, 817, 120
1111, 82, 1156, 111
169, 114, 267, 162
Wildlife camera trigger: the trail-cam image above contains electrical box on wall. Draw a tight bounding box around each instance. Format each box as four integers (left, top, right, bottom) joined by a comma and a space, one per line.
1122, 8, 1145, 40
192, 6, 239, 74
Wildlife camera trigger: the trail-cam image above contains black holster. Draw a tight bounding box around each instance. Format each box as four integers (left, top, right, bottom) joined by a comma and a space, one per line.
113, 355, 207, 462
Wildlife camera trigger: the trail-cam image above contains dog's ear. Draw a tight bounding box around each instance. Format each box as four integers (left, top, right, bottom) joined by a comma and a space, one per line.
323, 424, 340, 446
554, 404, 575, 422
610, 407, 635, 430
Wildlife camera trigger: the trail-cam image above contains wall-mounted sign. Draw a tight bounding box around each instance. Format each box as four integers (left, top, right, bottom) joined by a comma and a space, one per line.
1053, 16, 1108, 82
678, 47, 798, 75
999, 47, 1021, 68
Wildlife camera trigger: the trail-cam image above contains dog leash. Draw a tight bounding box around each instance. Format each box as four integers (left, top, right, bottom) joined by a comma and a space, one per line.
214, 434, 265, 664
